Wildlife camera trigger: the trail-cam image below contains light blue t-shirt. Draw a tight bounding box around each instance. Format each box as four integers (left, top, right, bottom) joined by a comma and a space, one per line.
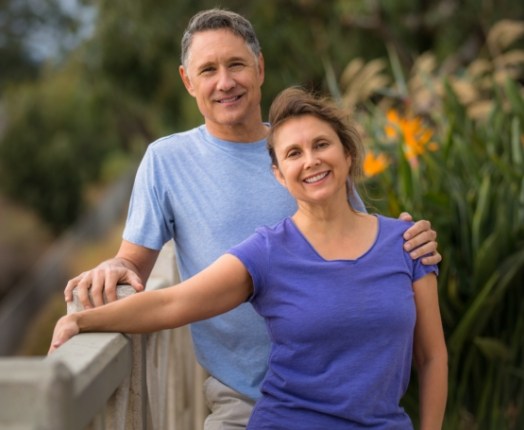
123, 125, 366, 400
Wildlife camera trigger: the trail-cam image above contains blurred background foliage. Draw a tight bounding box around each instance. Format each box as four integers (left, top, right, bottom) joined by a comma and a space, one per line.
342, 18, 524, 429
0, 0, 523, 428
1, 0, 522, 231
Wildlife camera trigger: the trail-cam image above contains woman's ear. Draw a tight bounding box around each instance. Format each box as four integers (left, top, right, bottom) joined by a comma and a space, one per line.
272, 164, 287, 188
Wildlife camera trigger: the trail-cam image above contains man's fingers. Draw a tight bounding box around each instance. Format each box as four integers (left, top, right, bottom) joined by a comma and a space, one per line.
398, 211, 413, 222
126, 271, 145, 293
63, 265, 144, 309
64, 273, 84, 302
421, 250, 442, 265
76, 281, 93, 309
404, 224, 436, 250
104, 270, 121, 302
409, 241, 438, 259
90, 269, 109, 307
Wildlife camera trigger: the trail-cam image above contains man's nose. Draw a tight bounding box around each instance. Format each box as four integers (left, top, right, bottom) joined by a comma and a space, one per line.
216, 68, 235, 91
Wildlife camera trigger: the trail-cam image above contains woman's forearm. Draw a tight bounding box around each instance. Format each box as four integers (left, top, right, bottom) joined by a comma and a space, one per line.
49, 288, 177, 353
418, 356, 448, 430
50, 254, 252, 354
76, 288, 177, 334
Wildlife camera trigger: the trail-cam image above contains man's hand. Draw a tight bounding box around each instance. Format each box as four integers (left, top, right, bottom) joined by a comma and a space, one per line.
64, 260, 145, 309
399, 212, 441, 266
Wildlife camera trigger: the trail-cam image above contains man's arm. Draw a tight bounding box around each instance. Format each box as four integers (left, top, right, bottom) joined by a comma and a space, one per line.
64, 240, 160, 309
399, 212, 441, 266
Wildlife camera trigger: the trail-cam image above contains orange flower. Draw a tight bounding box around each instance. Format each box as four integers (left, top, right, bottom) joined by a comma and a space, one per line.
364, 152, 389, 177
385, 109, 402, 139
385, 109, 437, 165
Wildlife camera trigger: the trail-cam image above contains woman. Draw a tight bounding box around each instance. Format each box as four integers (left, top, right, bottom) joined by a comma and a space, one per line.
50, 87, 447, 429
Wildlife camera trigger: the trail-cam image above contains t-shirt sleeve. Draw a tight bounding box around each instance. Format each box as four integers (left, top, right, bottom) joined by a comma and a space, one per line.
227, 230, 270, 300
123, 147, 175, 250
396, 218, 439, 282
412, 257, 439, 282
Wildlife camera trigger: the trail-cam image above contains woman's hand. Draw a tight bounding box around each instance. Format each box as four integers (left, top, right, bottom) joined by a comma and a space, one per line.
48, 314, 80, 354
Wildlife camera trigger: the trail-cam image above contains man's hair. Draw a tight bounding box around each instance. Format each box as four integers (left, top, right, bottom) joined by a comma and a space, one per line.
181, 8, 261, 68
267, 87, 364, 185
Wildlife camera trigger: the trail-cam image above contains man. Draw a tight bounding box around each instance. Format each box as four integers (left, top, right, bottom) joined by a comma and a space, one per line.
65, 9, 440, 429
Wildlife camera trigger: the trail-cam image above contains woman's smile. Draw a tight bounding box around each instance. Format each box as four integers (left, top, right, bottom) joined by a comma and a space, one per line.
303, 171, 330, 184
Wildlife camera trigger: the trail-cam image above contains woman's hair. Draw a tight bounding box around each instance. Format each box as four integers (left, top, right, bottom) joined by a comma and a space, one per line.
267, 87, 364, 186
181, 8, 261, 68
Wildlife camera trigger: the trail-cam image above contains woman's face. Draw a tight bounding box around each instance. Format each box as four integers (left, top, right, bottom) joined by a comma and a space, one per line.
271, 115, 351, 205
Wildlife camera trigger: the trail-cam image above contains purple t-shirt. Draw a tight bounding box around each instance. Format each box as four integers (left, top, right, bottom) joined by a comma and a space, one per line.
228, 215, 438, 429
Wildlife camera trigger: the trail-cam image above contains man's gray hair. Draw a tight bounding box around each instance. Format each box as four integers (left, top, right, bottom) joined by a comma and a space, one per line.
180, 8, 261, 68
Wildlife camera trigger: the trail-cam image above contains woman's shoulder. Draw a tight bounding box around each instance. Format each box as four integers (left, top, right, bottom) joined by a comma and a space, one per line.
375, 214, 413, 242
254, 217, 293, 238
376, 213, 413, 228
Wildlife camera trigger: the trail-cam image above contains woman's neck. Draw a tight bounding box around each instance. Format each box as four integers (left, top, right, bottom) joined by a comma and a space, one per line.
292, 203, 377, 261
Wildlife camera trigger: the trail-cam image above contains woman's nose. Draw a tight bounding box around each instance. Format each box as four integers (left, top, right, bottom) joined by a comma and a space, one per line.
304, 151, 321, 168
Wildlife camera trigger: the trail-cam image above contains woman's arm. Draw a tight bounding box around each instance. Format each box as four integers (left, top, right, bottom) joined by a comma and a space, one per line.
412, 273, 448, 430
49, 254, 252, 353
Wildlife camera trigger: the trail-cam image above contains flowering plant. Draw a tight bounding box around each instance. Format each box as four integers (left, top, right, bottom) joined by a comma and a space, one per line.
333, 20, 524, 429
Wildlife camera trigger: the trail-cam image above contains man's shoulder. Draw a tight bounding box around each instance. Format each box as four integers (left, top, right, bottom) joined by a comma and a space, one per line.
148, 125, 204, 152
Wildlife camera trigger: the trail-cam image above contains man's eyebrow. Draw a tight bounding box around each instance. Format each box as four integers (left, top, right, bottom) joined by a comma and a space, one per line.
228, 56, 248, 63
196, 61, 215, 70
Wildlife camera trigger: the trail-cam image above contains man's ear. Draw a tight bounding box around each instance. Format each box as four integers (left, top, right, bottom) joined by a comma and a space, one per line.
257, 53, 265, 86
179, 66, 195, 97
272, 164, 287, 188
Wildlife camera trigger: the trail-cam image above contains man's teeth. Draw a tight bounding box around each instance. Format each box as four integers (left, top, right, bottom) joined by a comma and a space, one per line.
304, 172, 328, 183
220, 96, 239, 103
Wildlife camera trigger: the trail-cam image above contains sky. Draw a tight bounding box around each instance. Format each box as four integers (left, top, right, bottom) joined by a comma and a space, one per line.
26, 0, 96, 61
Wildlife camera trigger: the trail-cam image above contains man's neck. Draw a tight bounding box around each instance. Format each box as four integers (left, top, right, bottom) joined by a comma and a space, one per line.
206, 122, 269, 143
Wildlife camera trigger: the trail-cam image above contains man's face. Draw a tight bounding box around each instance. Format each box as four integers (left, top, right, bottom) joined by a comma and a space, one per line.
179, 29, 265, 138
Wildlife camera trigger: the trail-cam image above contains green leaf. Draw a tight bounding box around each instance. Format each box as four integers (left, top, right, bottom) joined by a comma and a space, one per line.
473, 337, 513, 362
511, 116, 523, 166
471, 175, 492, 251
504, 78, 524, 115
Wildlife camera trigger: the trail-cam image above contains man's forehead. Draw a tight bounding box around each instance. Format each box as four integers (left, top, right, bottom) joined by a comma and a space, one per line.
191, 29, 247, 47
187, 30, 255, 64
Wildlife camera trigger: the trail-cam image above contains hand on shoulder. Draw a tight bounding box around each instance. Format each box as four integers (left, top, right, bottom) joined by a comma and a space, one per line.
399, 212, 441, 265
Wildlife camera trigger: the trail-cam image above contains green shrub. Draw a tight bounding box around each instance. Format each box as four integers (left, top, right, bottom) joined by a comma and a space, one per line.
336, 20, 524, 430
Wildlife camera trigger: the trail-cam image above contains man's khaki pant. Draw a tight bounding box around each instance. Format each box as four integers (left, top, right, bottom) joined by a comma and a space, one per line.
203, 376, 256, 430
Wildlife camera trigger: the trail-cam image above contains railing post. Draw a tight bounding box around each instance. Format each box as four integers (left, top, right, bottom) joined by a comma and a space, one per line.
0, 358, 74, 430
68, 285, 149, 430
61, 241, 210, 429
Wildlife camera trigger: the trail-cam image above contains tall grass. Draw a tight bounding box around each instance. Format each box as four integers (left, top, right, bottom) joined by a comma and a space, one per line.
333, 20, 524, 430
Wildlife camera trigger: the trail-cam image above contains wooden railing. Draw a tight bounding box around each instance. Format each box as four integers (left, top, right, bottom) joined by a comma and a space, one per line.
0, 243, 209, 430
